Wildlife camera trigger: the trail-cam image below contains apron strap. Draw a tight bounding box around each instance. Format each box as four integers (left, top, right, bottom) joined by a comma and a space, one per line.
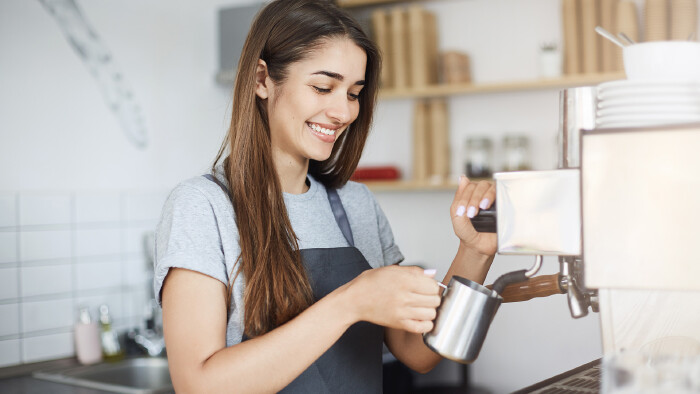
202, 174, 230, 196
201, 174, 355, 247
326, 188, 355, 248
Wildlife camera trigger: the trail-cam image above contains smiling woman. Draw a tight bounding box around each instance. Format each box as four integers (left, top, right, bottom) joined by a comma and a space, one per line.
153, 0, 497, 392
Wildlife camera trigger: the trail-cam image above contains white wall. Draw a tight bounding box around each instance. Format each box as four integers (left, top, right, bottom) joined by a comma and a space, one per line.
0, 0, 606, 391
0, 0, 252, 367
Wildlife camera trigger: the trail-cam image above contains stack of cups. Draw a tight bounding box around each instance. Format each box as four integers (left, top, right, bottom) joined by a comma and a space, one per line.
671, 0, 698, 40
645, 0, 668, 41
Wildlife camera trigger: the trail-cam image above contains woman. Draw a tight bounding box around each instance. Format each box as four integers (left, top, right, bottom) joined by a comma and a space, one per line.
154, 0, 496, 392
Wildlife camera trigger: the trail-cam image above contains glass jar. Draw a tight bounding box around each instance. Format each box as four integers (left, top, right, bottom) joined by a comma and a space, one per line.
464, 137, 493, 178
502, 135, 531, 172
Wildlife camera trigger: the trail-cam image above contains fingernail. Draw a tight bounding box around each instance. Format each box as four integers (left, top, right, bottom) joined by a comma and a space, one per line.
467, 206, 476, 218
458, 174, 465, 184
423, 269, 437, 276
456, 205, 466, 216
479, 198, 489, 209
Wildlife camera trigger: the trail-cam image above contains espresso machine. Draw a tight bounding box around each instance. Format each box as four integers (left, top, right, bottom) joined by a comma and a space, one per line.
425, 86, 700, 390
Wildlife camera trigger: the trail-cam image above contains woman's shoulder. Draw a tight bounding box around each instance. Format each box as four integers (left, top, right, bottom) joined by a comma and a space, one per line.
336, 179, 377, 211
165, 172, 232, 212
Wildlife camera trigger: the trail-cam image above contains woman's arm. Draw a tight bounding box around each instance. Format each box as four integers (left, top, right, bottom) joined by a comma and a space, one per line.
385, 176, 497, 373
163, 264, 440, 393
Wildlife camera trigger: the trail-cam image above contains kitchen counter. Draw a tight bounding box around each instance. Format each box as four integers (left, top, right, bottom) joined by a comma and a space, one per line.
0, 356, 174, 394
0, 358, 104, 394
0, 375, 116, 394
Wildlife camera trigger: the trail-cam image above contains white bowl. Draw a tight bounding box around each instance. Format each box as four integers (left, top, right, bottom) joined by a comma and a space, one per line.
623, 41, 700, 81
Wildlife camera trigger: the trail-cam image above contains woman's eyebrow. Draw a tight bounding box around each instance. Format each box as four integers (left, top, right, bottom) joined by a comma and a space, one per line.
311, 70, 365, 85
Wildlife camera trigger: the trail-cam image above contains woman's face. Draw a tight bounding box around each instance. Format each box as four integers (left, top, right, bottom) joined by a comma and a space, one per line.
259, 37, 367, 166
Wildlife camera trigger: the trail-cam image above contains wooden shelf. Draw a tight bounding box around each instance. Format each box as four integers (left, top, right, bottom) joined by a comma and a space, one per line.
336, 0, 412, 8
361, 180, 458, 191
379, 72, 626, 100
361, 178, 490, 191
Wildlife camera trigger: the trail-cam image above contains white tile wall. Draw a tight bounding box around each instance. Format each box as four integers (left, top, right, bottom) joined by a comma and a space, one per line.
76, 259, 122, 291
22, 332, 73, 363
0, 267, 19, 300
20, 230, 72, 262
21, 298, 74, 333
124, 225, 155, 255
0, 339, 21, 367
0, 304, 20, 337
21, 264, 72, 297
75, 192, 121, 224
0, 232, 17, 264
75, 228, 121, 257
0, 193, 17, 228
19, 192, 72, 226
125, 191, 167, 223
124, 257, 150, 287
0, 189, 166, 367
123, 288, 150, 328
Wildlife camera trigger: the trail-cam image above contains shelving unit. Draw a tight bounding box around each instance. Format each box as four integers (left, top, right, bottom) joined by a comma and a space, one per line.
361, 180, 457, 192
336, 0, 416, 8
337, 2, 622, 192
380, 72, 625, 100
360, 178, 491, 192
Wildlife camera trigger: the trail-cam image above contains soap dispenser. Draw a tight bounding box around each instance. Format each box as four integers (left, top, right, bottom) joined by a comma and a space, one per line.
74, 307, 102, 365
99, 304, 124, 362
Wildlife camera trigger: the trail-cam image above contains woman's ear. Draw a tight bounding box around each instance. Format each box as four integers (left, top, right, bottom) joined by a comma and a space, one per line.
255, 59, 271, 99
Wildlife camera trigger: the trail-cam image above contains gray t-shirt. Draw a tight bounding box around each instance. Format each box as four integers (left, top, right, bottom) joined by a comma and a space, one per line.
154, 165, 404, 346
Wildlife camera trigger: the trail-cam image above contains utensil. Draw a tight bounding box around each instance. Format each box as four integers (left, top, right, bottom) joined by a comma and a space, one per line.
618, 32, 635, 45
595, 26, 626, 48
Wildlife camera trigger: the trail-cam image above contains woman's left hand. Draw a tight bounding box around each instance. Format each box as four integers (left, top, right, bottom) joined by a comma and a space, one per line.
450, 175, 497, 256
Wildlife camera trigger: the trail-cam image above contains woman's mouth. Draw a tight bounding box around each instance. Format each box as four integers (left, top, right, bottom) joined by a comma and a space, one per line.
307, 122, 339, 143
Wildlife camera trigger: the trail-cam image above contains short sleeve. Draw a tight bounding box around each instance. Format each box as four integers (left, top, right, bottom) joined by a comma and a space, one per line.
153, 184, 228, 305
370, 193, 405, 266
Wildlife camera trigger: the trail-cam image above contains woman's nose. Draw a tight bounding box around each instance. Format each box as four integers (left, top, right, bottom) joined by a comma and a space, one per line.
326, 94, 353, 124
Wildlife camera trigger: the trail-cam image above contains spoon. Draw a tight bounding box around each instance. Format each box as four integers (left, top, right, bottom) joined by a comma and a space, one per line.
595, 26, 626, 48
618, 32, 636, 45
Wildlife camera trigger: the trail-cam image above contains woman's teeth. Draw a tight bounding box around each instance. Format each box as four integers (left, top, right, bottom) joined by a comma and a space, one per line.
309, 123, 335, 136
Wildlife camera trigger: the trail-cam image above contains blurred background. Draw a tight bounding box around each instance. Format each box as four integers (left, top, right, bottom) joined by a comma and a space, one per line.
5, 0, 687, 392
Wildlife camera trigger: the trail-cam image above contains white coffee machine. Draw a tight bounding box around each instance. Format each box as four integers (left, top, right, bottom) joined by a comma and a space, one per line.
480, 86, 700, 390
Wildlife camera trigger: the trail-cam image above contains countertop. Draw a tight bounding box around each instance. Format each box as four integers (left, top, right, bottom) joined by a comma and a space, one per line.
0, 356, 174, 394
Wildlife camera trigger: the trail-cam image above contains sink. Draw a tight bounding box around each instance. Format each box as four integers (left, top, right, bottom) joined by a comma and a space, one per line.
33, 357, 173, 394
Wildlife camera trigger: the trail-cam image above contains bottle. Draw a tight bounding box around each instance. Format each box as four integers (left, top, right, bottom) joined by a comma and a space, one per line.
464, 137, 493, 178
74, 307, 103, 365
502, 135, 532, 172
99, 304, 124, 362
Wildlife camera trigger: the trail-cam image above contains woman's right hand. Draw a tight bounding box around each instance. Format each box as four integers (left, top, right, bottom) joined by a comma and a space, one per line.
343, 265, 442, 334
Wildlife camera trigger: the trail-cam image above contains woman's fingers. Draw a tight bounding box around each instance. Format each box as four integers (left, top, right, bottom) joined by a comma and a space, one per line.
409, 307, 437, 321
401, 319, 434, 334
465, 181, 495, 218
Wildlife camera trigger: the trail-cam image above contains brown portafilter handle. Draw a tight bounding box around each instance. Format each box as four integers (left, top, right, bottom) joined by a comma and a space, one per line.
487, 274, 565, 303
470, 206, 497, 233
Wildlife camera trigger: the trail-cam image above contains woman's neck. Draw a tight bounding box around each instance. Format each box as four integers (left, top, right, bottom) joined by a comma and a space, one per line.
273, 151, 309, 194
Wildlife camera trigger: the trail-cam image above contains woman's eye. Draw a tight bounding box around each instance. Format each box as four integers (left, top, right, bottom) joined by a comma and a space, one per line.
312, 86, 331, 93
348, 93, 359, 101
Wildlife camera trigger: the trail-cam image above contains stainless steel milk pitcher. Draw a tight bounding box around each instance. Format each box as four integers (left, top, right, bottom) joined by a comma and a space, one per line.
423, 276, 502, 363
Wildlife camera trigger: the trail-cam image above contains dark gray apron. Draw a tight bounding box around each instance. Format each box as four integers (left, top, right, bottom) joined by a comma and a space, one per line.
203, 174, 383, 393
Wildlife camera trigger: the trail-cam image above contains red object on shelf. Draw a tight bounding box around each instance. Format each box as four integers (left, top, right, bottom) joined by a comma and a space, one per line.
351, 166, 402, 181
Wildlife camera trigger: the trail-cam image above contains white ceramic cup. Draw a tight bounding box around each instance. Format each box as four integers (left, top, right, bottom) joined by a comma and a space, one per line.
623, 41, 700, 81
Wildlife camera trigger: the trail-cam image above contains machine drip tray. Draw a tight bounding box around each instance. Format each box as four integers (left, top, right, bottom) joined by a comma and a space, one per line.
513, 359, 601, 394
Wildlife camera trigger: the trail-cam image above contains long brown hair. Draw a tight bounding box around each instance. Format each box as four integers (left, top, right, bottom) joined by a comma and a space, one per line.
212, 0, 380, 338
